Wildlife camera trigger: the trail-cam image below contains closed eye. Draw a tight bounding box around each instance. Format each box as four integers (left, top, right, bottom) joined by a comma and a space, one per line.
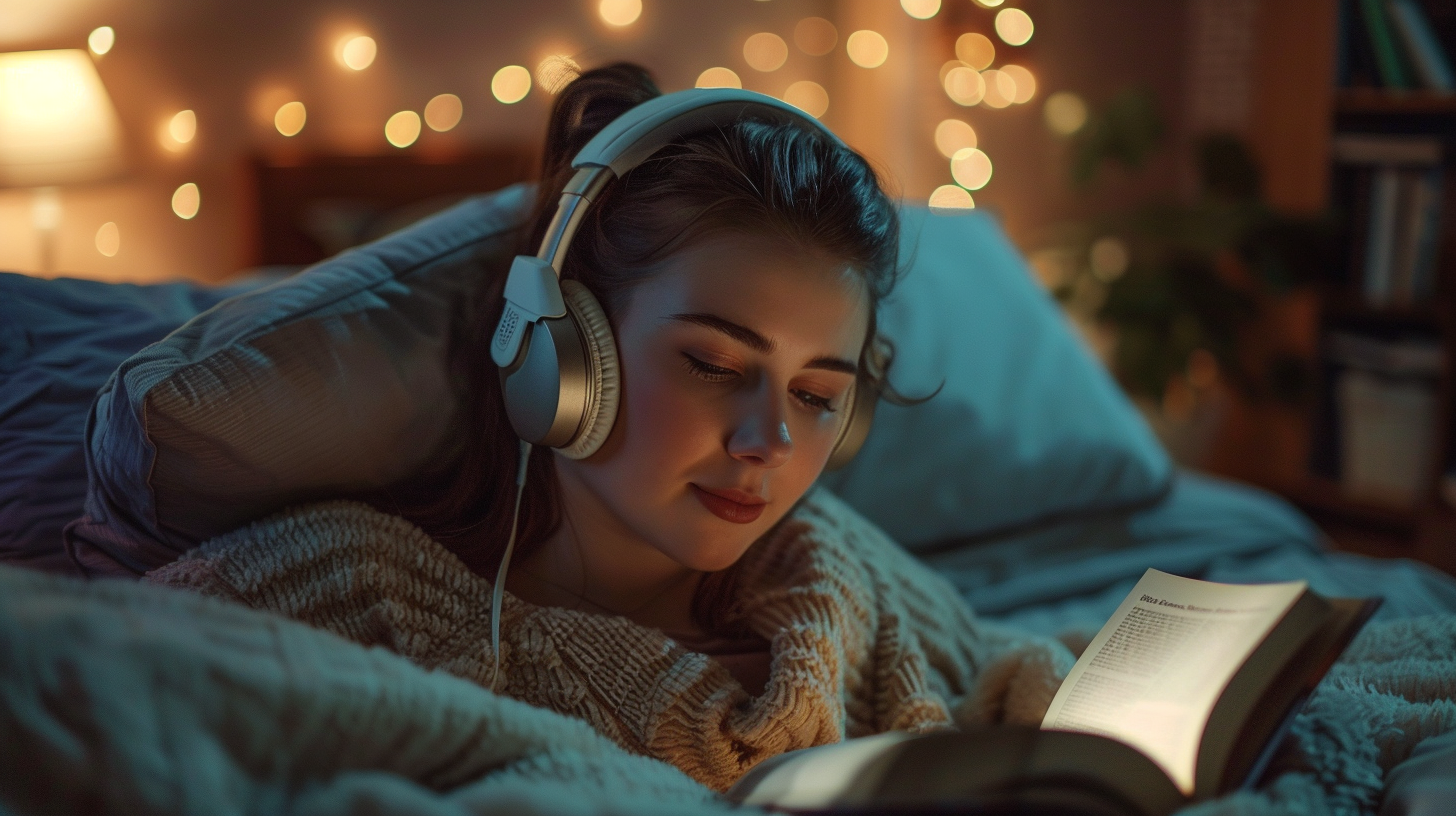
681, 353, 736, 382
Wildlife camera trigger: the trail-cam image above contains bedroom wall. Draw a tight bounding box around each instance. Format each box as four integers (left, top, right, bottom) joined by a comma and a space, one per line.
0, 0, 1193, 283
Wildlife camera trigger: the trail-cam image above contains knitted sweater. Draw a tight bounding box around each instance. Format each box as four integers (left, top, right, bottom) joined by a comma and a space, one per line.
146, 487, 1074, 792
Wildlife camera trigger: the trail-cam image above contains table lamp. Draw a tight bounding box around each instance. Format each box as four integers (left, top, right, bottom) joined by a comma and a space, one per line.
0, 49, 125, 273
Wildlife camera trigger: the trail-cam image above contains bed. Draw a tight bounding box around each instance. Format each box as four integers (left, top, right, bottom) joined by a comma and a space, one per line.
2, 177, 1454, 815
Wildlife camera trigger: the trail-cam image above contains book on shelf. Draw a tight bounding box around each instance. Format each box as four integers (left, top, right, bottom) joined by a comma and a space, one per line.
1319, 332, 1445, 506
1342, 0, 1455, 91
1332, 134, 1443, 306
729, 570, 1379, 816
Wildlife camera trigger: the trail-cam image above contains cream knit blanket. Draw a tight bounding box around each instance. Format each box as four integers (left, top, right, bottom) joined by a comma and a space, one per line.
147, 487, 1074, 792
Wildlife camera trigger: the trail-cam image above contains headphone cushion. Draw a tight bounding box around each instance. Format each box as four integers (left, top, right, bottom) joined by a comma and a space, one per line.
558, 280, 619, 460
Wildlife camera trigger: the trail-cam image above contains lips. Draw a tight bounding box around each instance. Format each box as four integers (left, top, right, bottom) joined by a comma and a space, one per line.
690, 484, 767, 524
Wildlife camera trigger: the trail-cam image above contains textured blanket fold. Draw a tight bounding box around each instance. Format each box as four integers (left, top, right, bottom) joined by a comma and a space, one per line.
146, 487, 1075, 791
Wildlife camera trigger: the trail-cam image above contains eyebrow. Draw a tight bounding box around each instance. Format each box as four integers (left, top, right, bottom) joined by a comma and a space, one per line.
667, 312, 859, 375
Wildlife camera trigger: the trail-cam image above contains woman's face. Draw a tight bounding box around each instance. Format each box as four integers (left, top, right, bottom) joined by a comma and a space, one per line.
555, 232, 870, 573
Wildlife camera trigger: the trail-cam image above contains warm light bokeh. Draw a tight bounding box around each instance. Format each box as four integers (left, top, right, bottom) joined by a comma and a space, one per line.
900, 0, 941, 20
337, 35, 377, 70
995, 8, 1034, 46
95, 221, 119, 257
492, 65, 532, 103
794, 17, 837, 56
536, 55, 581, 94
163, 109, 197, 152
934, 119, 977, 158
943, 66, 985, 106
87, 27, 115, 56
955, 33, 995, 71
1090, 236, 1130, 281
274, 101, 306, 136
385, 110, 421, 147
598, 0, 643, 27
1044, 91, 1088, 135
846, 30, 888, 69
951, 147, 992, 190
695, 67, 742, 89
744, 32, 789, 72
981, 69, 1015, 108
783, 80, 828, 118
1001, 64, 1036, 104
424, 93, 463, 131
974, 0, 1006, 7
171, 183, 199, 219
929, 184, 975, 211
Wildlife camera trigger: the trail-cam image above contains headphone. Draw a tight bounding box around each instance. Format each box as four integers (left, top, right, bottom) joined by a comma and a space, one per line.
490, 87, 879, 469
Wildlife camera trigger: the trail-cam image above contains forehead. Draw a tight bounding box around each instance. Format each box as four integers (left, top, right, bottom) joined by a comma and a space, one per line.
621, 233, 871, 357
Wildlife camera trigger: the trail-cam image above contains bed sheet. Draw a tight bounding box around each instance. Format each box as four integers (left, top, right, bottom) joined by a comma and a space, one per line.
917, 470, 1456, 637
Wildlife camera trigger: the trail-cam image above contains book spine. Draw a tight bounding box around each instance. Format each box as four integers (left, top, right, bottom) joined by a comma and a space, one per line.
1364, 168, 1402, 304
1391, 171, 1417, 303
1361, 0, 1413, 88
1386, 0, 1456, 92
1410, 169, 1444, 301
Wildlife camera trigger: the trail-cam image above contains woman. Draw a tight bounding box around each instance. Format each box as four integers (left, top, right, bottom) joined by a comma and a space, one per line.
150, 63, 1072, 791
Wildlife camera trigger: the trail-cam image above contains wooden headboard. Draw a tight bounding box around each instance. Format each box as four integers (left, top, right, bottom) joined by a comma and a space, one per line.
249, 146, 537, 265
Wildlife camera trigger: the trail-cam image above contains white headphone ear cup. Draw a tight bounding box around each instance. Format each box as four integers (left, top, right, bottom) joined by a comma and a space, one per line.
558, 280, 620, 460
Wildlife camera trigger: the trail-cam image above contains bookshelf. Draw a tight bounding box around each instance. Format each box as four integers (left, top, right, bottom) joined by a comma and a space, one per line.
1285, 0, 1456, 563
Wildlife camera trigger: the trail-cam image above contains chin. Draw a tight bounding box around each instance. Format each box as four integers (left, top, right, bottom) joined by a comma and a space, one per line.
664, 525, 761, 573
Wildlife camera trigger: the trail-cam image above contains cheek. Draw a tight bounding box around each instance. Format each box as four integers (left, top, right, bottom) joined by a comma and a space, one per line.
619, 356, 720, 463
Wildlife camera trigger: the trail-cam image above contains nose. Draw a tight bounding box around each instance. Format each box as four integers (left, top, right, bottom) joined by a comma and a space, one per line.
726, 382, 792, 468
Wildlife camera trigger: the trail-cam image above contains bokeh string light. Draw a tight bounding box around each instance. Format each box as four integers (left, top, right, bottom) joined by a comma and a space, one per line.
385, 110, 421, 147
95, 222, 120, 257
274, 101, 306, 136
171, 183, 200, 220
951, 147, 992, 190
1000, 64, 1036, 104
900, 0, 941, 20
744, 33, 789, 72
696, 67, 742, 89
934, 119, 977, 158
929, 184, 975, 211
955, 33, 995, 70
846, 30, 889, 68
598, 0, 642, 27
88, 26, 115, 56
794, 17, 837, 56
995, 8, 1034, 46
981, 69, 1015, 108
337, 35, 377, 70
943, 66, 985, 106
1044, 91, 1088, 135
424, 93, 463, 131
783, 80, 828, 118
159, 109, 196, 152
492, 65, 532, 103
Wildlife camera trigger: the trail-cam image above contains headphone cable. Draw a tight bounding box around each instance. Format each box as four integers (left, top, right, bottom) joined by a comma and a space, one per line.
488, 438, 533, 692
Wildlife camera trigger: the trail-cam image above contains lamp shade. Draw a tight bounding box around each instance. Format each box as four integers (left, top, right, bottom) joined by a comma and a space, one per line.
0, 49, 124, 187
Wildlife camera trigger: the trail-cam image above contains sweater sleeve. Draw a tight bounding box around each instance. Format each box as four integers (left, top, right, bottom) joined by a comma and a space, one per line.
796, 490, 1076, 732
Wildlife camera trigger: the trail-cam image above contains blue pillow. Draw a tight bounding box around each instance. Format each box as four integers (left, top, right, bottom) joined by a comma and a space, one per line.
819, 205, 1172, 549
0, 273, 264, 574
65, 185, 532, 576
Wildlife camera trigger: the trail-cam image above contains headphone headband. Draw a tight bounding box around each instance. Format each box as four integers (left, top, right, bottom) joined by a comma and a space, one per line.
571, 88, 845, 177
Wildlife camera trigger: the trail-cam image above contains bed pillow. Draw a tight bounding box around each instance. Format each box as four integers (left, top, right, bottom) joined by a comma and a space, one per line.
65, 184, 533, 576
0, 272, 270, 574
818, 205, 1172, 549
68, 187, 1170, 575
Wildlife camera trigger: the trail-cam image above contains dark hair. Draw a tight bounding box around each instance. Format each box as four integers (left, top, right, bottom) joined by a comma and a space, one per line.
389, 62, 904, 634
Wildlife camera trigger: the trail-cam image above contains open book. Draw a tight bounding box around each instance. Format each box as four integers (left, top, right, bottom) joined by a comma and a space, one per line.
729, 570, 1379, 816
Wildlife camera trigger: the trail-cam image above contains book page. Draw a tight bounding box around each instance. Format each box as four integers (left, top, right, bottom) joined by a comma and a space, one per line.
1040, 569, 1307, 796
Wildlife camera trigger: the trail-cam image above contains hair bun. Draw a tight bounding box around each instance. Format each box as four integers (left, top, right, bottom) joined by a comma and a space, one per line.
544, 63, 661, 178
